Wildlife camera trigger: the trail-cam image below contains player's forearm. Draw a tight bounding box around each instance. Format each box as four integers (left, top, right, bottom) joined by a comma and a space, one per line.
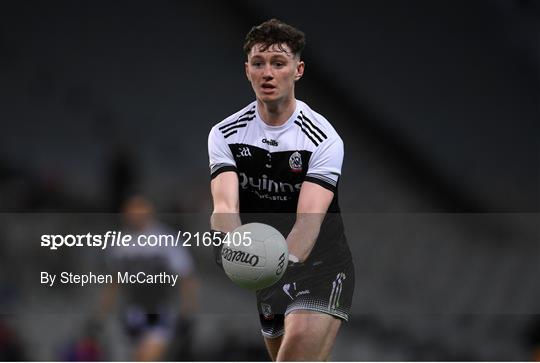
210, 207, 241, 270
210, 210, 241, 232
286, 213, 325, 262
210, 171, 240, 232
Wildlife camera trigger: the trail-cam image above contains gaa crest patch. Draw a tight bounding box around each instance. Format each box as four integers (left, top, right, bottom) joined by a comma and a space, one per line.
289, 151, 302, 172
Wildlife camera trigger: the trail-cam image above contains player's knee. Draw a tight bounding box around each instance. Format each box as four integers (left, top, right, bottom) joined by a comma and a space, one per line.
278, 336, 320, 362
283, 319, 308, 343
280, 320, 313, 356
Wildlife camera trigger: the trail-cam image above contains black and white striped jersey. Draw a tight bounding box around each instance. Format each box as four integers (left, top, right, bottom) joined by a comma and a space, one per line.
208, 99, 351, 262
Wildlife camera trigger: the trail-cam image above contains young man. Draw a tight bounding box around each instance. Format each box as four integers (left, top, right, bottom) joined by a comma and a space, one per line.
100, 195, 198, 361
208, 19, 354, 361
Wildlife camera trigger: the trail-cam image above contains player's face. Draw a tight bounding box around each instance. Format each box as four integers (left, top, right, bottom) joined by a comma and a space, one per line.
245, 43, 304, 104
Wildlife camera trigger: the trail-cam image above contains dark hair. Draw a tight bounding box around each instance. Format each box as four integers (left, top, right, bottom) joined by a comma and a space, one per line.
243, 19, 305, 58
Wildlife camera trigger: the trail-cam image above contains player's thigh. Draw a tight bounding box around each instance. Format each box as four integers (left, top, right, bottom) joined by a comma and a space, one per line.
263, 335, 283, 361
278, 310, 341, 361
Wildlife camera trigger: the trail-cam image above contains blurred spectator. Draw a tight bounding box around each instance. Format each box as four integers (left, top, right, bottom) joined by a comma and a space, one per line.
58, 320, 104, 361
0, 318, 26, 361
99, 195, 198, 361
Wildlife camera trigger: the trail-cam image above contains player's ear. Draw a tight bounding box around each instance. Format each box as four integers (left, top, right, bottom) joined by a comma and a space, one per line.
294, 60, 305, 81
245, 62, 251, 82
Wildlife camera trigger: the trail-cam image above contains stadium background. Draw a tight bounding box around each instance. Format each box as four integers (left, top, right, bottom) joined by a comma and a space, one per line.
0, 0, 538, 360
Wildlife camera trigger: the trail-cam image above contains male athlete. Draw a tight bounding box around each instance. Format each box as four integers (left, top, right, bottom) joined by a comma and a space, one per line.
208, 19, 354, 361
100, 195, 198, 361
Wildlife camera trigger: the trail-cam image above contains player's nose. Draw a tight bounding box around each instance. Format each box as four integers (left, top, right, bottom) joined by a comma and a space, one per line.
262, 65, 273, 79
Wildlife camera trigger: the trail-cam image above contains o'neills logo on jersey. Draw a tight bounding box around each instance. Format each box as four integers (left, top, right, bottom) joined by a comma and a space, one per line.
222, 247, 260, 267
289, 151, 302, 172
239, 172, 302, 193
262, 138, 278, 146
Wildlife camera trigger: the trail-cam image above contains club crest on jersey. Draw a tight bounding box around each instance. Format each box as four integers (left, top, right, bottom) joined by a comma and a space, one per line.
289, 151, 302, 172
261, 303, 273, 320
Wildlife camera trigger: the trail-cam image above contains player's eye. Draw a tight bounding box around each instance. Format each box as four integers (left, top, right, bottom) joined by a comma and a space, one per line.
252, 61, 263, 68
273, 62, 284, 68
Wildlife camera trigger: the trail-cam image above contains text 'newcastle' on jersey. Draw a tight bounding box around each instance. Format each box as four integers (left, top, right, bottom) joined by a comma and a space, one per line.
208, 100, 351, 263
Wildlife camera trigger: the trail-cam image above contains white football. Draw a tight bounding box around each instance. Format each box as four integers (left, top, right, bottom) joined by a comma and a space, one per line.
221, 223, 288, 290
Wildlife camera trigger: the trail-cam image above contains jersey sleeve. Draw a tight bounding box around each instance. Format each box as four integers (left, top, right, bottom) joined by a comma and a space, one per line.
305, 136, 344, 192
208, 126, 237, 179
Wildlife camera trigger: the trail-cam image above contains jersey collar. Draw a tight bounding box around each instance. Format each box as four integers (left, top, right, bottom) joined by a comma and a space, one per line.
255, 99, 300, 132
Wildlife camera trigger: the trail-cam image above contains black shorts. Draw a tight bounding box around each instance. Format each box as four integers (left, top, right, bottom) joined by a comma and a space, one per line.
256, 259, 355, 338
